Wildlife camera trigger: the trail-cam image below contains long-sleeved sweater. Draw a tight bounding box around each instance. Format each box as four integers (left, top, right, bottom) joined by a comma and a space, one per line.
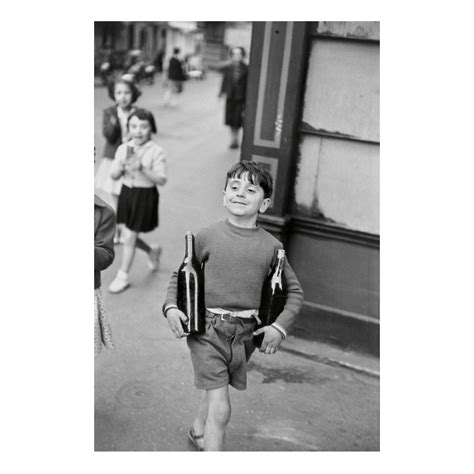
164, 219, 304, 333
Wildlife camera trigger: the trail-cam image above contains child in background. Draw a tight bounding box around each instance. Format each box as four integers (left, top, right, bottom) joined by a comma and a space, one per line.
108, 108, 167, 294
95, 77, 141, 243
162, 161, 303, 451
94, 193, 116, 356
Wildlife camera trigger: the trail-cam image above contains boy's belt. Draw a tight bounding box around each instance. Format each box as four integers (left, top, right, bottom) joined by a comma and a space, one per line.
207, 308, 261, 324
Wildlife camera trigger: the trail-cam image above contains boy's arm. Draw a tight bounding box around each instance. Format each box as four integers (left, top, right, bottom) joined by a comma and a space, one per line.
273, 260, 304, 335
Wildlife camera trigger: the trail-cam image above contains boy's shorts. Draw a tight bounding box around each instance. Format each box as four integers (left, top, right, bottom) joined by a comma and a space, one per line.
186, 310, 257, 391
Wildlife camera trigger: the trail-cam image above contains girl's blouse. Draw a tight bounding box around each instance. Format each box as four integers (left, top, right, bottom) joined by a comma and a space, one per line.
112, 139, 167, 188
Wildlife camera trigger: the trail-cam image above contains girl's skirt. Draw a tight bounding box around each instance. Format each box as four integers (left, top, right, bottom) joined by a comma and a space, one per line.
116, 185, 159, 233
95, 157, 123, 196
94, 288, 115, 356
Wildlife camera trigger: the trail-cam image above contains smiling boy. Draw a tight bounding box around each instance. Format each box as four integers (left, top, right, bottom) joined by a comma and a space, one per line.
162, 160, 303, 451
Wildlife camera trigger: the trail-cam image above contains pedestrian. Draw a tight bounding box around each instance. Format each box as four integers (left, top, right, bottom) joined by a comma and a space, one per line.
94, 192, 116, 356
163, 47, 186, 106
218, 47, 249, 149
162, 160, 304, 451
95, 77, 141, 244
108, 108, 167, 294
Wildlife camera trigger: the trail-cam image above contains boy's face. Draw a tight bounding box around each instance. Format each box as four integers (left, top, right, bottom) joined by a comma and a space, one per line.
223, 175, 271, 220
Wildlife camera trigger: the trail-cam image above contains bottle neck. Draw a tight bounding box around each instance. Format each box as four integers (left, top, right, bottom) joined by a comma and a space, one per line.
184, 233, 194, 262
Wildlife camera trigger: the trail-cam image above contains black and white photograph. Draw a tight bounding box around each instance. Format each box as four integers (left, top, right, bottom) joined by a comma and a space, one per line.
4, 2, 474, 471
94, 21, 380, 452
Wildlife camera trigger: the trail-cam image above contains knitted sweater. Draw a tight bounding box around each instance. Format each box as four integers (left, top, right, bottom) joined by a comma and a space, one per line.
164, 219, 304, 333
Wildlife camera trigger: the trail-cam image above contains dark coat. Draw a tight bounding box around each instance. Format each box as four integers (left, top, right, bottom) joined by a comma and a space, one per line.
94, 195, 116, 289
168, 56, 186, 81
219, 62, 248, 101
102, 106, 122, 159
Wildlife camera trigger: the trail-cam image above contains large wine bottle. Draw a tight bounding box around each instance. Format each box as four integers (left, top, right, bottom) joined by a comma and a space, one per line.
253, 249, 287, 348
177, 232, 205, 334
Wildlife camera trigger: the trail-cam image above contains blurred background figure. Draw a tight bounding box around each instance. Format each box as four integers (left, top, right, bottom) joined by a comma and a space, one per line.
163, 47, 187, 106
95, 77, 141, 244
218, 46, 248, 149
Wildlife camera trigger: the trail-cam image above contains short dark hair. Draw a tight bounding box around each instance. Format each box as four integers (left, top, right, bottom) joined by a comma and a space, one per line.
173, 47, 180, 55
127, 108, 158, 134
107, 76, 141, 104
225, 160, 273, 199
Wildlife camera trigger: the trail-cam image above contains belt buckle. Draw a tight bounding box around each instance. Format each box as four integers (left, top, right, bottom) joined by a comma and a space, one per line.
220, 312, 235, 323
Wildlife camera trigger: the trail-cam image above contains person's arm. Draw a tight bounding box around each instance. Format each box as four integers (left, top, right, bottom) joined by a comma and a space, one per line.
102, 107, 121, 143
218, 67, 228, 98
140, 148, 167, 185
94, 206, 116, 272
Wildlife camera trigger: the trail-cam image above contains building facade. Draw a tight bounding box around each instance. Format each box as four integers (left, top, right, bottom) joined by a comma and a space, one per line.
242, 22, 380, 355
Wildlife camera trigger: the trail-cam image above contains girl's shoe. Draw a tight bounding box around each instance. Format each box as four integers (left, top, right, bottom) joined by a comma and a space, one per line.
108, 271, 129, 294
188, 427, 204, 451
148, 246, 162, 271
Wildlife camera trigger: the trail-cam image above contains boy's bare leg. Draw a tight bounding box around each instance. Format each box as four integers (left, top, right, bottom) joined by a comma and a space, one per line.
204, 385, 231, 451
191, 391, 208, 450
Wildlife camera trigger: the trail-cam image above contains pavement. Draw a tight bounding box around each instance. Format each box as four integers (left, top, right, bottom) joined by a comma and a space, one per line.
94, 72, 380, 451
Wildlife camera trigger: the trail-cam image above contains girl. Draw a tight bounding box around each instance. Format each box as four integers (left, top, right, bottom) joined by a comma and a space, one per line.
108, 108, 167, 294
95, 77, 141, 243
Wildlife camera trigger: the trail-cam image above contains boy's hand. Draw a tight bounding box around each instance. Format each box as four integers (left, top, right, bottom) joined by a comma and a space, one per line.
166, 308, 189, 338
253, 326, 283, 354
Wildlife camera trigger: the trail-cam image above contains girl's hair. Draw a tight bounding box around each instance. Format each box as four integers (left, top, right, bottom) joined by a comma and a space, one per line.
127, 108, 157, 134
225, 160, 273, 199
230, 46, 246, 58
107, 77, 141, 103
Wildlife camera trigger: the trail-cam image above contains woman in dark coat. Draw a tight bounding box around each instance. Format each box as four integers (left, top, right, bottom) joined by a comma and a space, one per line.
219, 47, 248, 149
164, 47, 187, 106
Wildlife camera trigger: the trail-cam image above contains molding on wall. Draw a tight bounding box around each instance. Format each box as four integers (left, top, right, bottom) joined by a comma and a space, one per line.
300, 121, 380, 146
291, 216, 380, 249
303, 300, 379, 325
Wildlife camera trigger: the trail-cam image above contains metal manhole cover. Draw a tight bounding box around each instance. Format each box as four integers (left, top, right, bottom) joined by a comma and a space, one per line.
116, 381, 164, 409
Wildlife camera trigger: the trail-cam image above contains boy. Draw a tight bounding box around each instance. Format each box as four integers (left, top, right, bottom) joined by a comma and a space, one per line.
163, 160, 303, 451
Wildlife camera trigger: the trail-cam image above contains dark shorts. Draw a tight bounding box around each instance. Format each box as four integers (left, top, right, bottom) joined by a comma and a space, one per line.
116, 185, 159, 233
187, 311, 257, 391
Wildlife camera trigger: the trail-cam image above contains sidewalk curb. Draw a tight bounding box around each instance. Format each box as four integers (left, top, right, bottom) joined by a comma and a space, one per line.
280, 346, 380, 379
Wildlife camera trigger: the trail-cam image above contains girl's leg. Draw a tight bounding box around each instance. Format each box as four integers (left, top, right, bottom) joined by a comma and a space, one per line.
204, 385, 231, 451
135, 237, 151, 253
136, 237, 162, 271
108, 227, 137, 293
120, 228, 138, 274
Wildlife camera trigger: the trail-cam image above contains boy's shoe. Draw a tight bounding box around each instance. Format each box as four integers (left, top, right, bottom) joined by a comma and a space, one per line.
108, 270, 129, 294
148, 246, 162, 271
188, 427, 204, 451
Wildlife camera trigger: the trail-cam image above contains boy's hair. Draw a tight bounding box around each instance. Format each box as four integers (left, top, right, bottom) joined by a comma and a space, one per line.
127, 108, 158, 134
107, 76, 141, 104
225, 161, 273, 199
173, 47, 180, 55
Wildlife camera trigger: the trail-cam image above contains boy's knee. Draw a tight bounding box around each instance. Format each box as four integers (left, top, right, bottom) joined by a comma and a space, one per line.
122, 229, 137, 245
208, 399, 231, 426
